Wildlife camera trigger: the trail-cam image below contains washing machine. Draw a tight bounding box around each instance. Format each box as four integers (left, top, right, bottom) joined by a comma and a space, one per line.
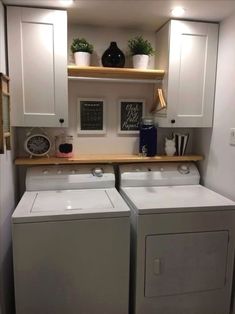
119, 162, 235, 314
12, 164, 130, 314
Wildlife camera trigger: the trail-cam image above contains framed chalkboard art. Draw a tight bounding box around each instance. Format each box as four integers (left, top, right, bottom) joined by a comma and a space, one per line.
118, 99, 145, 134
77, 98, 106, 134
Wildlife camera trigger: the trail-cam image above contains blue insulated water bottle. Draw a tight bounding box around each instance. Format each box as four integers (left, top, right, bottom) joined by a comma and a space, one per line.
139, 117, 157, 157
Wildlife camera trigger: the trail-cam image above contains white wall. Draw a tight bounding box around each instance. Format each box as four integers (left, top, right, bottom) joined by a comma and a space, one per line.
194, 12, 235, 201
0, 1, 5, 72
0, 2, 15, 314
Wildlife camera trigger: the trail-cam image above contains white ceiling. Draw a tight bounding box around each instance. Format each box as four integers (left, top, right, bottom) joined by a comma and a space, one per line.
3, 0, 235, 31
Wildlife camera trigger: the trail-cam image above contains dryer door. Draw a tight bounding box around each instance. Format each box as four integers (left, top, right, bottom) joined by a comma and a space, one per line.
145, 231, 228, 297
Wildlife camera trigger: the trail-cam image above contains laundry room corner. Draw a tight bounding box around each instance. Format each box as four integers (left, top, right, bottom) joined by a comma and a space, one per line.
1, 0, 235, 314
0, 1, 16, 314
194, 11, 235, 201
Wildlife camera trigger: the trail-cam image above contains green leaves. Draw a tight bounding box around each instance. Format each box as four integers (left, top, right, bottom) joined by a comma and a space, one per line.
71, 38, 94, 54
128, 36, 155, 56
71, 36, 154, 57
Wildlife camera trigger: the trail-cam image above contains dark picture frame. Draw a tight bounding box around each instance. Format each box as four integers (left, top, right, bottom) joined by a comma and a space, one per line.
118, 99, 145, 134
77, 98, 106, 135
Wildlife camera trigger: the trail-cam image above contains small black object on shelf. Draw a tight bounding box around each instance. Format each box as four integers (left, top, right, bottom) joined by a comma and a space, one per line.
102, 42, 125, 68
59, 143, 73, 154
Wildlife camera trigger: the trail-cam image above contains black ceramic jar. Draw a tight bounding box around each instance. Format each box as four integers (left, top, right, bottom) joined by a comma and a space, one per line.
102, 42, 125, 68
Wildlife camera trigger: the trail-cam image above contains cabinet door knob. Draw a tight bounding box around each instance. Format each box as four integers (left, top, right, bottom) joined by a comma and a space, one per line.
59, 118, 64, 124
171, 119, 175, 124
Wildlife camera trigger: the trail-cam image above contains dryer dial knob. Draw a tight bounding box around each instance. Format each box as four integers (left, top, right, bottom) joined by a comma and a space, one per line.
178, 164, 190, 174
92, 168, 103, 177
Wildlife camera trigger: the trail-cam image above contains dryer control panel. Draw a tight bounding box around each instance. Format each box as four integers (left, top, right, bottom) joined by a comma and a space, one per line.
120, 162, 200, 187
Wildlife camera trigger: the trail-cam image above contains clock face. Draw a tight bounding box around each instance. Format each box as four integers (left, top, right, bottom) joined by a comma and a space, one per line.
25, 134, 51, 156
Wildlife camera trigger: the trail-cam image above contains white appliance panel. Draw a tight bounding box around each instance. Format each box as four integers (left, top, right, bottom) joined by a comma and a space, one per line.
120, 162, 200, 187
145, 231, 228, 297
121, 185, 235, 214
26, 165, 115, 190
13, 217, 130, 314
31, 189, 113, 212
13, 188, 130, 223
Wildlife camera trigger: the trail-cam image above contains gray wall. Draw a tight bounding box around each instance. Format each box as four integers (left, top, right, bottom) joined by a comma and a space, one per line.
0, 2, 15, 314
194, 12, 235, 201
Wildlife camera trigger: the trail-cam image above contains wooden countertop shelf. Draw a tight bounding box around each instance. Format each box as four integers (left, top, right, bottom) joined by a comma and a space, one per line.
67, 66, 165, 82
15, 155, 203, 166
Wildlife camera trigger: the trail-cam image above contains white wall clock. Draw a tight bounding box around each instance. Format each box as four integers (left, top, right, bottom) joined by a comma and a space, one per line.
24, 133, 51, 158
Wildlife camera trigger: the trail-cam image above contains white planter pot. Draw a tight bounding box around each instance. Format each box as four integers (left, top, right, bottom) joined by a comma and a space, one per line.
74, 52, 91, 66
133, 54, 149, 69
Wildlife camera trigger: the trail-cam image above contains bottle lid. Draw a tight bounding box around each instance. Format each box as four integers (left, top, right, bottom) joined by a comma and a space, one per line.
142, 117, 154, 125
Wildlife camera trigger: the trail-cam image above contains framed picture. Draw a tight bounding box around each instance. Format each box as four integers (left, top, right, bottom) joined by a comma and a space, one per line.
0, 73, 11, 154
118, 99, 145, 134
77, 98, 106, 134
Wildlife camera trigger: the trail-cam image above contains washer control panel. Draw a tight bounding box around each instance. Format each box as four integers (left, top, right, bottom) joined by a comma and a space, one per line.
26, 165, 114, 191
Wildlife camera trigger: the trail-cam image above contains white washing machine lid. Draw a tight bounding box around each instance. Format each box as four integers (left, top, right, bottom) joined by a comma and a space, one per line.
121, 185, 235, 214
13, 188, 130, 223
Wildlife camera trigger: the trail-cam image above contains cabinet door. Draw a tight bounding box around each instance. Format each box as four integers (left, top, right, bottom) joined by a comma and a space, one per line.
7, 7, 68, 127
168, 20, 218, 127
145, 231, 228, 297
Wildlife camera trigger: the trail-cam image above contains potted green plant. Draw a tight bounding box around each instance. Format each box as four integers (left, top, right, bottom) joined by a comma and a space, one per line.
71, 38, 94, 66
128, 36, 155, 69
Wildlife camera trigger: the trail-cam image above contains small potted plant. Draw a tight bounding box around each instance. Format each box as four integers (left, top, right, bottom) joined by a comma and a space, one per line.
128, 36, 155, 69
71, 38, 94, 66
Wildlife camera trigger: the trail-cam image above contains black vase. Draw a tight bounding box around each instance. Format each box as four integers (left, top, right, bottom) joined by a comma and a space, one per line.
102, 42, 125, 68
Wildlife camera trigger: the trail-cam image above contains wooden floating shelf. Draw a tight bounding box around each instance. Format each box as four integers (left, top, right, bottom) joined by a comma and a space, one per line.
15, 155, 203, 166
67, 65, 165, 81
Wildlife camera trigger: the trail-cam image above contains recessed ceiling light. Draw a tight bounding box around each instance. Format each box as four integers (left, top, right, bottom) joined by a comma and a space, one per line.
59, 0, 74, 7
171, 7, 185, 17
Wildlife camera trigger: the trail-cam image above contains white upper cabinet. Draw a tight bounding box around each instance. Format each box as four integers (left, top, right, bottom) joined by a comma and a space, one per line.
155, 20, 218, 128
7, 7, 68, 127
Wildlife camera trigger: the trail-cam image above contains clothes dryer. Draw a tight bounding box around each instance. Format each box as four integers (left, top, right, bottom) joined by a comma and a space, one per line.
119, 162, 235, 314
